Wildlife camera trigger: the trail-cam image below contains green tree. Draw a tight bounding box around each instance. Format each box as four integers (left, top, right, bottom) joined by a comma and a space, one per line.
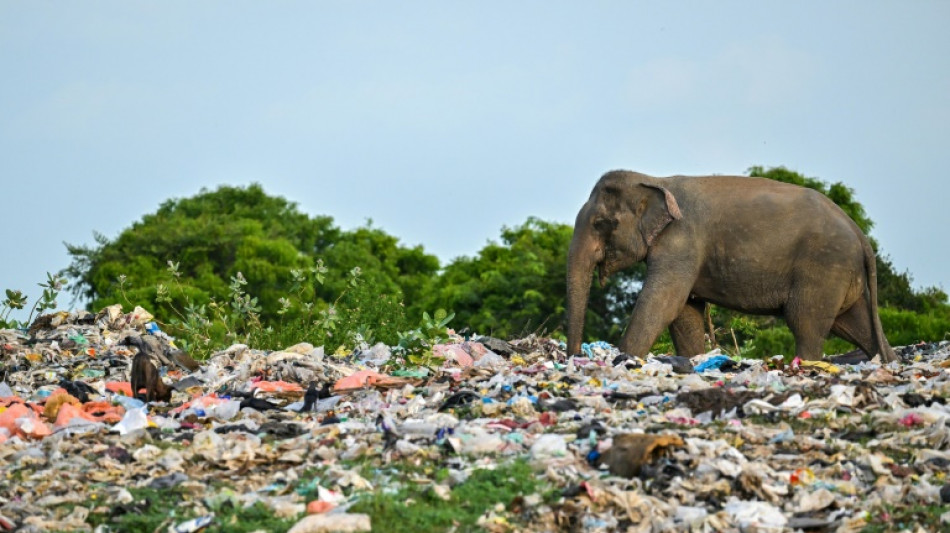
318, 223, 439, 319
62, 184, 439, 328
421, 217, 640, 343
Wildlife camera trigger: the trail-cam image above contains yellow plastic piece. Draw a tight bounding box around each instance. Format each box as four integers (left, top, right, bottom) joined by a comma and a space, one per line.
800, 360, 841, 374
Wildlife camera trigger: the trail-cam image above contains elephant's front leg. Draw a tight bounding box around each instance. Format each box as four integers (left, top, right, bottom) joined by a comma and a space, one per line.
669, 299, 707, 356
620, 274, 696, 357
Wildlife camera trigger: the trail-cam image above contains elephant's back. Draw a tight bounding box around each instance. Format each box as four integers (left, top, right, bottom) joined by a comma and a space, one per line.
682, 176, 864, 281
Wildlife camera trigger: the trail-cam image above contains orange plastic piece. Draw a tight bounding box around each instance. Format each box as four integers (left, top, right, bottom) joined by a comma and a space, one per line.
0, 396, 24, 407
250, 380, 304, 393
0, 403, 51, 439
82, 401, 125, 423
0, 403, 30, 434
106, 382, 134, 397
334, 370, 385, 391
306, 500, 336, 514
53, 403, 95, 428
333, 369, 408, 391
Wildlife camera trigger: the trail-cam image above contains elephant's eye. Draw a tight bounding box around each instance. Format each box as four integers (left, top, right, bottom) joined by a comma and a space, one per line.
593, 218, 617, 233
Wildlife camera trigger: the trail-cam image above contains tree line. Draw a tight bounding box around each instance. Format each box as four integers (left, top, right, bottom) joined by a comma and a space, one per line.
61, 167, 949, 358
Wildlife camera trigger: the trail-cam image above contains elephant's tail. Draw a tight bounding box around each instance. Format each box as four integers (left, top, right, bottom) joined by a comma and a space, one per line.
861, 235, 895, 362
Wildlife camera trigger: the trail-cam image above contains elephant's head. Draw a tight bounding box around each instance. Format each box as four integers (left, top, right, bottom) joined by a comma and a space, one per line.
565, 171, 682, 355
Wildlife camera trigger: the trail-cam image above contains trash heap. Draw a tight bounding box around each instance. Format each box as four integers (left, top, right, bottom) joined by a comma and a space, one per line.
1, 306, 949, 532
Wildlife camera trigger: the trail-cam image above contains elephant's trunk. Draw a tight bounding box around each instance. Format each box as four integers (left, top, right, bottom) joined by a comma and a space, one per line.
566, 220, 601, 356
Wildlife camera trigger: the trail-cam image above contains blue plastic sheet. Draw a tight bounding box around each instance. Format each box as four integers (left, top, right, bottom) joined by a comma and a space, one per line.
694, 355, 733, 372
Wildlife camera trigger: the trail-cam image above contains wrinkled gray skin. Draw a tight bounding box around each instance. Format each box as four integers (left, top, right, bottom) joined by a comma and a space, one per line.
566, 170, 895, 362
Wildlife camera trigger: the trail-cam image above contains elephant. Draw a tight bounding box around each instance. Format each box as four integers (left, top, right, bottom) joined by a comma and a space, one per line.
566, 170, 896, 363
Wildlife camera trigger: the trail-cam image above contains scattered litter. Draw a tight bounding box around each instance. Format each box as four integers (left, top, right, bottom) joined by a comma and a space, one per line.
171, 514, 215, 533
597, 433, 684, 477
797, 359, 842, 374
287, 513, 371, 533
693, 354, 734, 372
1, 306, 948, 531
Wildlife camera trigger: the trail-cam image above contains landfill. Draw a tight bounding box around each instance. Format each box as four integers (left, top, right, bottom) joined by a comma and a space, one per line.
1, 305, 949, 532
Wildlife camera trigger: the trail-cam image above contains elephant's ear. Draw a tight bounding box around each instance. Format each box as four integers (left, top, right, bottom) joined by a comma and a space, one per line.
638, 184, 682, 246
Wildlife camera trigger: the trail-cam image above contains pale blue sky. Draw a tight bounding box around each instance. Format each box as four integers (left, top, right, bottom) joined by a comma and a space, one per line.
2, 2, 948, 318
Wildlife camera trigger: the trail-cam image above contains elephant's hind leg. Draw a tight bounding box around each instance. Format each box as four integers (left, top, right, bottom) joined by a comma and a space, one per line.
669, 300, 706, 356
831, 300, 877, 358
785, 280, 850, 361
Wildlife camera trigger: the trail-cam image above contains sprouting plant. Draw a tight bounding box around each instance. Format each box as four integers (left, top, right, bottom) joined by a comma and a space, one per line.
0, 289, 27, 329
277, 297, 292, 316
421, 309, 455, 343
0, 273, 67, 329
390, 309, 455, 369
116, 274, 132, 306
317, 305, 339, 333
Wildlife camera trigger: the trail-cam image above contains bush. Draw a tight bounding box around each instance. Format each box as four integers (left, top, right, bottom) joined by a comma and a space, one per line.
880, 307, 950, 346
742, 325, 795, 359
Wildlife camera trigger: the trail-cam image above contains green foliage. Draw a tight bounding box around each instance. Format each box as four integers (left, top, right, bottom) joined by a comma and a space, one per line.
250, 267, 423, 354
422, 217, 570, 339
393, 308, 455, 369
862, 503, 949, 533
63, 184, 333, 322
876, 254, 949, 312
82, 486, 298, 532
61, 184, 443, 357
0, 289, 27, 329
350, 458, 552, 532
741, 325, 795, 359
879, 307, 950, 346
0, 273, 67, 329
56, 176, 949, 359
423, 217, 638, 343
148, 257, 446, 359
317, 222, 439, 320
62, 184, 439, 326
713, 307, 950, 359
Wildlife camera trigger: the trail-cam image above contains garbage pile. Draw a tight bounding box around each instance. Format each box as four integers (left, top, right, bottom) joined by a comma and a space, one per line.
1, 306, 949, 532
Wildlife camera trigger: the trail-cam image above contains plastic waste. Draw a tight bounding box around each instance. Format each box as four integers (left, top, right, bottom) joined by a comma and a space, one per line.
653, 355, 694, 374
597, 433, 684, 477
796, 359, 841, 374
287, 513, 371, 533
171, 514, 215, 533
694, 355, 733, 372
112, 394, 145, 410
358, 342, 391, 366
724, 499, 788, 530
530, 434, 567, 459
113, 406, 149, 435
1, 303, 949, 531
474, 350, 506, 369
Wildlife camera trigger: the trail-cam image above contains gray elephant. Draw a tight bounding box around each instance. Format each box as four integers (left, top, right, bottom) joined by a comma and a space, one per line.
566, 170, 895, 363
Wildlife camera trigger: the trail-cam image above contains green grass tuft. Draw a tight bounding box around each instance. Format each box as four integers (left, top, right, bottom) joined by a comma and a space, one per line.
350, 458, 553, 532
